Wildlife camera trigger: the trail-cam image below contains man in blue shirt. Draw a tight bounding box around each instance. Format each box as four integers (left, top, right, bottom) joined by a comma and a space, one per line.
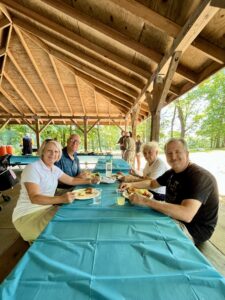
55, 134, 93, 188
56, 134, 81, 177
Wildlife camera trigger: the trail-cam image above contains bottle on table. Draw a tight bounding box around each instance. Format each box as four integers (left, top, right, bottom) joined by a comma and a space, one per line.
105, 159, 112, 177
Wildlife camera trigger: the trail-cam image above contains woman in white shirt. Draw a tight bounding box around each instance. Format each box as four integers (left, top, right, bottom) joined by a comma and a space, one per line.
13, 139, 98, 242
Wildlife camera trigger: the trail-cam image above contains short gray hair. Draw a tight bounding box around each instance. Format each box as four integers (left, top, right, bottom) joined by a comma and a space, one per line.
164, 138, 188, 152
38, 139, 62, 161
142, 141, 159, 153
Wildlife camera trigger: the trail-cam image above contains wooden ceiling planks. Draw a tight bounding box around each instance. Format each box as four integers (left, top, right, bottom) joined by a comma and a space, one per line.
0, 0, 224, 127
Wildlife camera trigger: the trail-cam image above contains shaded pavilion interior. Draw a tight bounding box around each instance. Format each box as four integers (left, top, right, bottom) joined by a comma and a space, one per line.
0, 0, 225, 150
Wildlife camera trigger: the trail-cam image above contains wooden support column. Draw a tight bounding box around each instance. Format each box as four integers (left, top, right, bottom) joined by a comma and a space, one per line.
83, 116, 87, 152
35, 118, 40, 149
131, 104, 140, 139
146, 89, 162, 142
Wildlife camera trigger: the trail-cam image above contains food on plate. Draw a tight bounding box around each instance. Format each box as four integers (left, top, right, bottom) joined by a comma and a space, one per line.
91, 172, 100, 178
85, 187, 94, 194
127, 188, 151, 197
76, 190, 86, 196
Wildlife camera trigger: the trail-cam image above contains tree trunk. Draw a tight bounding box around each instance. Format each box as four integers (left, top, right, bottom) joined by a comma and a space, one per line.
171, 104, 176, 137
176, 102, 185, 138
97, 124, 102, 152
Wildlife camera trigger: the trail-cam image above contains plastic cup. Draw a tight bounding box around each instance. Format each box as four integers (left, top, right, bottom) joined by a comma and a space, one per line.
116, 189, 125, 206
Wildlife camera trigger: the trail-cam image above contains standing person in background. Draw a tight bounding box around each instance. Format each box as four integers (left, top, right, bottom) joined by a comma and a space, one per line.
117, 130, 126, 158
124, 131, 135, 167
22, 133, 32, 155
135, 135, 142, 171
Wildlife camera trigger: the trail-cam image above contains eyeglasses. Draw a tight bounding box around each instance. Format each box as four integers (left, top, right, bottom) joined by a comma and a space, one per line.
69, 139, 80, 144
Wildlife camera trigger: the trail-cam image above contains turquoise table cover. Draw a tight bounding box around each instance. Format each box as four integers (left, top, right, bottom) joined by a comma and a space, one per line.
94, 157, 130, 173
1, 161, 225, 299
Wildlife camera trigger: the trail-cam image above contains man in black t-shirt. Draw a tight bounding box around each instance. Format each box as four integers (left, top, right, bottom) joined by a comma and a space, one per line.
121, 138, 219, 245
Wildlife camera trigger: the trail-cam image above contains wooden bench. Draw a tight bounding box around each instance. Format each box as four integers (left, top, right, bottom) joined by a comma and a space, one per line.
0, 234, 29, 283
197, 241, 225, 277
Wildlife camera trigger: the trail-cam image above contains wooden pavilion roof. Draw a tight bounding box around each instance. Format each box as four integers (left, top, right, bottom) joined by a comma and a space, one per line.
0, 0, 225, 127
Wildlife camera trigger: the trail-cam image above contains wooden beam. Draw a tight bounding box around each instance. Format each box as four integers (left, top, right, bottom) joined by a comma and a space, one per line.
83, 117, 87, 152
41, 0, 199, 83
60, 60, 136, 103
94, 90, 98, 117
7, 50, 49, 114
110, 0, 225, 64
3, 0, 149, 80
17, 23, 139, 99
75, 75, 86, 116
0, 16, 11, 29
129, 0, 220, 113
13, 18, 142, 93
35, 118, 40, 149
0, 115, 127, 120
96, 94, 128, 114
87, 119, 100, 134
39, 119, 52, 133
0, 24, 12, 86
14, 27, 60, 114
21, 118, 35, 131
95, 88, 132, 108
3, 72, 36, 114
210, 0, 225, 8
0, 86, 23, 114
41, 0, 161, 63
72, 120, 84, 133
0, 118, 11, 130
155, 51, 182, 112
49, 55, 73, 114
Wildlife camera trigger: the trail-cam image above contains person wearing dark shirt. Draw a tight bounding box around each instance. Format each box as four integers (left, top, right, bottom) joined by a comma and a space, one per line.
22, 134, 32, 155
121, 138, 219, 246
117, 130, 126, 158
135, 135, 142, 171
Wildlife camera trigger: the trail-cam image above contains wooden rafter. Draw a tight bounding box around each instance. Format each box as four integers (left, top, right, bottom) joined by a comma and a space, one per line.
128, 0, 220, 116
110, 0, 225, 64
7, 50, 49, 114
41, 0, 198, 84
12, 18, 143, 93
0, 86, 23, 114
75, 75, 86, 116
3, 72, 36, 114
156, 51, 182, 112
0, 118, 11, 130
2, 0, 150, 81
14, 27, 60, 114
49, 55, 73, 114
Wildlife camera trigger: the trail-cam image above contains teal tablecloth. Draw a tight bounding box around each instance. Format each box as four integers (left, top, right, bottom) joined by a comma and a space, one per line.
94, 157, 130, 173
1, 176, 225, 299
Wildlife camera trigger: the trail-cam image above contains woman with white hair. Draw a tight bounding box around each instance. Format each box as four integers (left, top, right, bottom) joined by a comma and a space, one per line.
122, 141, 168, 200
12, 139, 99, 242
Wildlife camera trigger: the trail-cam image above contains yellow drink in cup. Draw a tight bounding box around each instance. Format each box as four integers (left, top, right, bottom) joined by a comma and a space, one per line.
117, 196, 125, 205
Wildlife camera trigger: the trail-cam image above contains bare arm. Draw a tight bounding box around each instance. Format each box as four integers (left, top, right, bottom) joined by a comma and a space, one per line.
59, 173, 99, 186
129, 194, 202, 223
25, 182, 75, 205
120, 179, 160, 190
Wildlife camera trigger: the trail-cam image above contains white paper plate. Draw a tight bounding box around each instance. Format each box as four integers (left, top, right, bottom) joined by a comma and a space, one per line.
100, 176, 116, 184
72, 188, 100, 200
